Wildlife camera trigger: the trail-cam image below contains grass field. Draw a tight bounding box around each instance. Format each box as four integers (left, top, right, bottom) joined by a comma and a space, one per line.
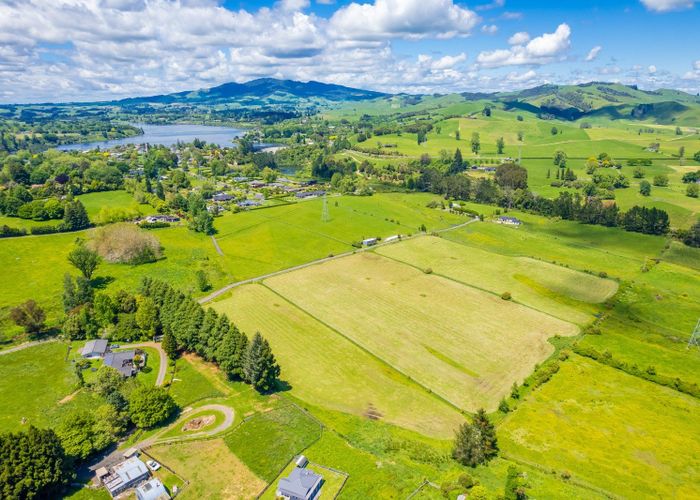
169, 355, 225, 407
148, 439, 266, 499
264, 251, 578, 412
377, 235, 617, 324
499, 355, 700, 498
76, 190, 144, 220
212, 283, 464, 438
0, 342, 101, 432
260, 461, 346, 500
225, 404, 322, 482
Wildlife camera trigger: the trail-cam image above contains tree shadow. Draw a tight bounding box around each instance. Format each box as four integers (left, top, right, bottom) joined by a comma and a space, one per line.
271, 379, 293, 394
91, 276, 115, 289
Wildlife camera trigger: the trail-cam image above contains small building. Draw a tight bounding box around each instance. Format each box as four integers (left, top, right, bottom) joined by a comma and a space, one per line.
212, 192, 234, 202
296, 190, 326, 199
136, 478, 170, 500
249, 180, 266, 188
82, 339, 109, 358
145, 215, 179, 224
385, 235, 400, 243
276, 467, 323, 500
101, 457, 150, 498
237, 200, 261, 208
496, 216, 522, 226
362, 238, 378, 246
295, 455, 309, 467
104, 350, 137, 377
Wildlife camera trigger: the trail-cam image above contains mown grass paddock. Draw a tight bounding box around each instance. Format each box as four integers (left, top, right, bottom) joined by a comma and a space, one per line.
263, 251, 578, 412
376, 236, 617, 324
499, 355, 700, 499
212, 283, 464, 438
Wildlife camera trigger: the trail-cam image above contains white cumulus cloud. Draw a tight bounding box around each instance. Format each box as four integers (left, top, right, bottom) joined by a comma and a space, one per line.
508, 32, 530, 45
640, 0, 695, 12
481, 24, 498, 34
328, 0, 479, 40
476, 23, 571, 68
585, 46, 602, 62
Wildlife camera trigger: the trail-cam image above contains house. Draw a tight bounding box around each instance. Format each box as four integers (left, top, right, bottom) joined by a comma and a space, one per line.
101, 457, 150, 497
145, 215, 179, 224
276, 466, 323, 500
496, 216, 522, 226
296, 190, 326, 199
82, 339, 109, 358
362, 237, 378, 246
136, 478, 170, 500
212, 192, 234, 202
237, 200, 261, 208
104, 350, 137, 377
249, 180, 266, 188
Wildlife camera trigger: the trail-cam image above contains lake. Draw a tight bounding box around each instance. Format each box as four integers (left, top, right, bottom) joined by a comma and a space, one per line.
57, 123, 245, 151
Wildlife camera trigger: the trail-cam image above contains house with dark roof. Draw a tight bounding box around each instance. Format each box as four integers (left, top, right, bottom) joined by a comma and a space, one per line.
276, 466, 323, 500
212, 192, 234, 202
496, 216, 522, 226
82, 339, 109, 358
104, 350, 137, 377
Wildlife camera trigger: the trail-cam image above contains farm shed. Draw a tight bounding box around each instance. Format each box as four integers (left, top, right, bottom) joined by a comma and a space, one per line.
362, 238, 378, 246
81, 339, 109, 358
101, 457, 150, 497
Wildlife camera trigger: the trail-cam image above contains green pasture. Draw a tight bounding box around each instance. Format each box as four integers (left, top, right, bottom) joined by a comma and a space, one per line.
0, 342, 101, 432
169, 355, 225, 407
499, 355, 700, 499
225, 404, 322, 482
265, 251, 577, 412
76, 190, 144, 220
377, 235, 616, 324
212, 283, 464, 438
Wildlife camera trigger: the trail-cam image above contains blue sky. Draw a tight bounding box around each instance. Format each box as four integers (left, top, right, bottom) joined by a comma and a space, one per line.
0, 0, 698, 103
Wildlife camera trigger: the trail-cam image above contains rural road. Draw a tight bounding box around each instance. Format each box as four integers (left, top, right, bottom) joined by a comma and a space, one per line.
0, 338, 56, 356
211, 235, 224, 256
198, 216, 480, 304
121, 341, 168, 386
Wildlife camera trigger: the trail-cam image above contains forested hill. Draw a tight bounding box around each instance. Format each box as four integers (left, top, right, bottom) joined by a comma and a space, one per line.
114, 78, 388, 105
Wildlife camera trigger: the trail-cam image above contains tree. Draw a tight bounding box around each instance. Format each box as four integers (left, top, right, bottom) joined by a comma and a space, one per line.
551, 126, 558, 135
0, 426, 72, 499
473, 409, 498, 459
639, 180, 651, 196
68, 244, 100, 280
683, 219, 700, 247
127, 386, 176, 428
450, 148, 465, 174
633, 166, 645, 178
162, 331, 178, 359
135, 296, 159, 338
93, 366, 125, 398
63, 306, 97, 340
517, 131, 524, 141
190, 210, 215, 235
196, 270, 211, 292
553, 150, 567, 168
455, 130, 460, 141
93, 293, 117, 327
244, 332, 281, 392
675, 126, 682, 135
653, 174, 669, 187
504, 465, 529, 500
471, 132, 480, 154
496, 137, 505, 154
62, 200, 90, 231
10, 300, 45, 335
687, 183, 699, 198
452, 421, 485, 467
495, 164, 528, 190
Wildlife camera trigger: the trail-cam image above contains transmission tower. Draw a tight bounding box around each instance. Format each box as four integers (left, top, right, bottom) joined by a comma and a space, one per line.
688, 318, 700, 350
321, 194, 329, 222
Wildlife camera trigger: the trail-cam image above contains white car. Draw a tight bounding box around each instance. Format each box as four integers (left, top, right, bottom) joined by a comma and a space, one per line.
146, 460, 161, 471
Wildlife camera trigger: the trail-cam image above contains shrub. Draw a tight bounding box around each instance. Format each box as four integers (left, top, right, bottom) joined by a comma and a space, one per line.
89, 223, 161, 264
501, 291, 512, 300
424, 267, 433, 274
30, 225, 60, 235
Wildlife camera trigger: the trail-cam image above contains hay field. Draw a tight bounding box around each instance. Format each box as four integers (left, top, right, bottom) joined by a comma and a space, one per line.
212, 284, 464, 438
377, 236, 618, 324
265, 252, 578, 412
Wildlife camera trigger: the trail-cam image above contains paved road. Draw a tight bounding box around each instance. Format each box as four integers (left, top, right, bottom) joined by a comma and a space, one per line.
121, 342, 168, 386
198, 217, 480, 304
0, 338, 57, 356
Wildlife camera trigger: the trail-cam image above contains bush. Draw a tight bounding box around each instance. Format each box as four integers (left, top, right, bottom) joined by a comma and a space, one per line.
0, 225, 27, 238
424, 267, 433, 274
501, 291, 512, 300
89, 223, 162, 264
30, 225, 60, 235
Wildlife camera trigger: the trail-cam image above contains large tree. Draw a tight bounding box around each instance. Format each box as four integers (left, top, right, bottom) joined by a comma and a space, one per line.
452, 421, 485, 467
10, 300, 45, 335
62, 200, 90, 231
128, 386, 176, 428
495, 163, 528, 190
67, 244, 100, 280
470, 132, 481, 154
0, 426, 73, 499
244, 332, 280, 392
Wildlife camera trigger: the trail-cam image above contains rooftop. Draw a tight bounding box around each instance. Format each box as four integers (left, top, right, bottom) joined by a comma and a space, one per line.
82, 339, 109, 357
103, 350, 136, 377
277, 467, 323, 500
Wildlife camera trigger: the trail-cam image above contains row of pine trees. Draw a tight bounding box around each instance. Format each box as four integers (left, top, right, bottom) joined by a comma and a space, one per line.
140, 278, 281, 392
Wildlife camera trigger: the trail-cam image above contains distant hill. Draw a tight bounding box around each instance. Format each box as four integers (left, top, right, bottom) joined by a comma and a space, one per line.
115, 78, 387, 106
